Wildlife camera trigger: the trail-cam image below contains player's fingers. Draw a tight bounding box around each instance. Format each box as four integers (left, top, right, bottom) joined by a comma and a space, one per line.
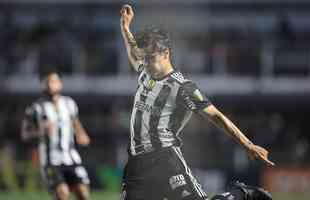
126, 5, 133, 14
264, 158, 275, 166
123, 4, 133, 14
256, 145, 268, 154
121, 7, 127, 16
256, 147, 268, 157
259, 150, 268, 158
259, 153, 275, 166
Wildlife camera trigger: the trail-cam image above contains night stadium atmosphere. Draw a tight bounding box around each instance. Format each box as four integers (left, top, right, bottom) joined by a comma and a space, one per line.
0, 1, 310, 200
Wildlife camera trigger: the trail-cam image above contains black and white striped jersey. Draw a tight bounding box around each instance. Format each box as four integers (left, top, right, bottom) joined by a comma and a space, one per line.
129, 68, 212, 156
24, 95, 82, 167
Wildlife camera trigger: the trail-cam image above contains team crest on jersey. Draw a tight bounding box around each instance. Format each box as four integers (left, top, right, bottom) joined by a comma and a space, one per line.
146, 79, 156, 90
169, 174, 187, 190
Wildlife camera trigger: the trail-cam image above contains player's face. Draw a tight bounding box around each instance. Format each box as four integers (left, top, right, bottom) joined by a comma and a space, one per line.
144, 49, 169, 76
45, 73, 63, 95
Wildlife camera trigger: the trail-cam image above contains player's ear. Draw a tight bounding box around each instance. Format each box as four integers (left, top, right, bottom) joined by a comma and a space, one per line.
163, 49, 170, 59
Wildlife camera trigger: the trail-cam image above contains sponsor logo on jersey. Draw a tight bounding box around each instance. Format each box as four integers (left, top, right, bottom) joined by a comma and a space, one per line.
134, 101, 161, 115
169, 174, 187, 190
159, 130, 174, 138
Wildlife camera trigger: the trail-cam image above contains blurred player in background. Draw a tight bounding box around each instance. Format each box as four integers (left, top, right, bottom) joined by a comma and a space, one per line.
120, 4, 274, 200
21, 70, 91, 200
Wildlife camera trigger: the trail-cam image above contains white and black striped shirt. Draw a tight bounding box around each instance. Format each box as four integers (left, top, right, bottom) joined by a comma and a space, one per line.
129, 69, 212, 156
25, 95, 82, 167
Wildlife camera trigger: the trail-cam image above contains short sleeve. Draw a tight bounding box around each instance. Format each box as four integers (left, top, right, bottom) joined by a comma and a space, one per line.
25, 103, 42, 128
66, 97, 79, 119
178, 81, 212, 112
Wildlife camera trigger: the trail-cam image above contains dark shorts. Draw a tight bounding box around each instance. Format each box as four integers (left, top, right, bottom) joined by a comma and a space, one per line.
121, 146, 208, 200
41, 164, 90, 192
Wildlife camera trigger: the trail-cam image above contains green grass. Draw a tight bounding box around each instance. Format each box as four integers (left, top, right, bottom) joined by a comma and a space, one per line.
0, 191, 308, 200
0, 191, 118, 200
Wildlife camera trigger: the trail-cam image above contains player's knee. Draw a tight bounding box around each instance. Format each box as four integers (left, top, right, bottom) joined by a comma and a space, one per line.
77, 190, 90, 200
56, 184, 70, 200
75, 184, 90, 200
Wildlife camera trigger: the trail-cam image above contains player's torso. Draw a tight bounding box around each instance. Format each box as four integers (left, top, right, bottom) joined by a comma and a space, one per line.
41, 97, 74, 146
37, 96, 81, 166
130, 70, 191, 155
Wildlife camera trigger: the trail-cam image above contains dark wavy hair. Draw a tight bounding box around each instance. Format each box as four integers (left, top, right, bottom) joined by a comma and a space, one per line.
135, 26, 173, 60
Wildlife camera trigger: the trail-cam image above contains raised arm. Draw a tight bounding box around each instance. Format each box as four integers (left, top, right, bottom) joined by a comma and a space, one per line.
120, 4, 145, 72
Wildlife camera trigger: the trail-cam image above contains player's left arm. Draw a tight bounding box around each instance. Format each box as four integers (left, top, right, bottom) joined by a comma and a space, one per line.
180, 81, 274, 166
69, 98, 90, 146
73, 118, 90, 146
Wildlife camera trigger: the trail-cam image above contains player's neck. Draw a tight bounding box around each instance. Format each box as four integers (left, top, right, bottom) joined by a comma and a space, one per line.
45, 92, 60, 104
162, 64, 174, 78
153, 62, 174, 80
51, 94, 60, 104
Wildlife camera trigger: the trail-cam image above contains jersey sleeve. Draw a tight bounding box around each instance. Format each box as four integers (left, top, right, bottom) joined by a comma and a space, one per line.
178, 81, 212, 112
24, 103, 42, 128
66, 97, 79, 119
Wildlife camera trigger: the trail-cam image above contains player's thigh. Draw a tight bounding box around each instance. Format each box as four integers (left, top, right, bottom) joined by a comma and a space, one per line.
121, 161, 165, 200
121, 181, 165, 200
166, 147, 208, 200
65, 165, 90, 186
166, 173, 208, 200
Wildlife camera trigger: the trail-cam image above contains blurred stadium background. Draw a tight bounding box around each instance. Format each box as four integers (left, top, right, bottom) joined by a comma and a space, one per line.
0, 0, 310, 199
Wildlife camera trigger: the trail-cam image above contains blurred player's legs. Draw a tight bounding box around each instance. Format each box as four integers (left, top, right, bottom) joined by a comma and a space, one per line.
43, 165, 90, 200
54, 183, 70, 200
53, 183, 90, 200
71, 183, 90, 200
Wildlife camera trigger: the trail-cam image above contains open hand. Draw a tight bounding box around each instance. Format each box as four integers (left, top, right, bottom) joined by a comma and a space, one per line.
247, 144, 275, 166
120, 4, 134, 29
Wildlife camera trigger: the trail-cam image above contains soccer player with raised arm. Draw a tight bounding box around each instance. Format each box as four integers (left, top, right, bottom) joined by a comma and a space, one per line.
120, 4, 274, 200
22, 71, 91, 200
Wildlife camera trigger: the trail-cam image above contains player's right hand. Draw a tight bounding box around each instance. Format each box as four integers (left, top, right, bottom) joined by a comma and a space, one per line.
247, 144, 275, 167
120, 4, 134, 29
